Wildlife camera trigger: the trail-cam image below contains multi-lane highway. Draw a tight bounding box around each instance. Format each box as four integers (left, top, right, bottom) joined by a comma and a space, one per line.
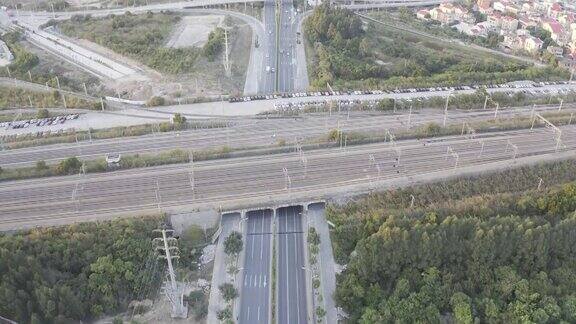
277, 206, 308, 324
1, 125, 575, 230
278, 0, 297, 93
239, 210, 273, 324
263, 0, 278, 93
2, 104, 573, 167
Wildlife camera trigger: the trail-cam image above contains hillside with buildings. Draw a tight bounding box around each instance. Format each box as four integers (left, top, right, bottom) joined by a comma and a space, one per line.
418, 0, 576, 67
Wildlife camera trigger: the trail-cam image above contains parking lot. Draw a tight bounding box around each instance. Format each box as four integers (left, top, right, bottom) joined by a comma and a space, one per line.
1, 114, 80, 130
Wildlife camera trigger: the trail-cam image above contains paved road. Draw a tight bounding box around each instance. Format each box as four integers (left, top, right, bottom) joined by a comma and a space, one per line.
278, 0, 297, 93
277, 206, 308, 324
208, 212, 241, 324
1, 104, 574, 167
263, 0, 278, 93
239, 209, 273, 324
294, 11, 311, 92
307, 203, 337, 324
1, 126, 575, 230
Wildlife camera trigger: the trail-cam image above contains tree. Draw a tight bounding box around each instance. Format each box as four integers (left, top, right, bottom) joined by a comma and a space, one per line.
224, 231, 243, 256
450, 292, 473, 324
36, 108, 50, 119
172, 113, 187, 129
146, 96, 165, 107
217, 307, 232, 321
56, 157, 82, 175
35, 160, 48, 171
219, 283, 238, 302
308, 227, 321, 246
203, 28, 225, 61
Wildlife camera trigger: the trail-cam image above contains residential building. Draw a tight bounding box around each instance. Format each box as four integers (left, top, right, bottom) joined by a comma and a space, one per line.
543, 20, 569, 46
493, 0, 507, 13
548, 2, 563, 19
487, 11, 503, 28
416, 9, 430, 20
524, 35, 544, 53
547, 45, 564, 57
501, 16, 519, 33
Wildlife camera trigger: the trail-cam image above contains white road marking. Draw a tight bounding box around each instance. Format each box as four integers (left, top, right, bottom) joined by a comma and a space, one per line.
294, 210, 301, 324
285, 209, 290, 324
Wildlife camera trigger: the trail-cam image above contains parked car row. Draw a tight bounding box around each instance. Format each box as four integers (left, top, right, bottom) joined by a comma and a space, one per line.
230, 81, 573, 103
1, 114, 80, 130
1, 128, 78, 142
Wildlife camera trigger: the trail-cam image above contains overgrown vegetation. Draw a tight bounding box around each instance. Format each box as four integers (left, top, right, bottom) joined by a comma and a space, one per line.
329, 159, 576, 323
304, 4, 568, 90
56, 12, 199, 74
1, 119, 229, 150
0, 216, 165, 323
0, 87, 95, 110
0, 31, 93, 93
203, 27, 225, 61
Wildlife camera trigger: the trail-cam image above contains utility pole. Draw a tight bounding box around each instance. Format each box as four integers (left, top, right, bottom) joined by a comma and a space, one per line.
223, 28, 231, 78
445, 146, 459, 168
153, 228, 188, 318
537, 177, 543, 191
189, 152, 195, 198
369, 154, 381, 178
531, 113, 564, 151
505, 139, 518, 160
283, 167, 291, 191
443, 92, 451, 127
407, 105, 412, 129
483, 95, 488, 110
493, 102, 499, 121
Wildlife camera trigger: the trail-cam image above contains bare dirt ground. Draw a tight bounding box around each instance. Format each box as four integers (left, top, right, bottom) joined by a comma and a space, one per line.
166, 15, 225, 49
53, 13, 251, 100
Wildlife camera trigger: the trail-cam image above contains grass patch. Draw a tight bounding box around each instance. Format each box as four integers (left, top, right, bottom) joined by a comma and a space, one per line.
1, 119, 229, 150
55, 12, 200, 74
0, 86, 97, 110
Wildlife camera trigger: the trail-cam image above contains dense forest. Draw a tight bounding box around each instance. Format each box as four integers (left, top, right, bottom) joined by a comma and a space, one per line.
304, 5, 568, 90
329, 159, 576, 323
0, 216, 167, 323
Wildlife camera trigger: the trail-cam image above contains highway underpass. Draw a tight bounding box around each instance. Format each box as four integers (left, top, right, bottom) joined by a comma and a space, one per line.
239, 209, 273, 324
230, 205, 311, 324
276, 206, 308, 324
